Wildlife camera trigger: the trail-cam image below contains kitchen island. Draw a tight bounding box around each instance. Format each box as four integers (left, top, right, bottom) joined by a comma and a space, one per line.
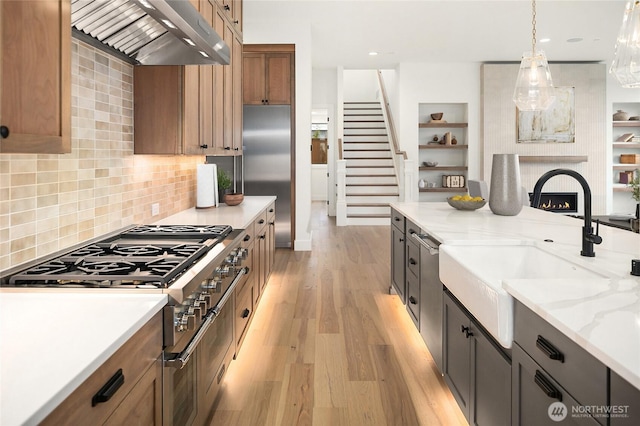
392, 201, 640, 425
0, 196, 276, 426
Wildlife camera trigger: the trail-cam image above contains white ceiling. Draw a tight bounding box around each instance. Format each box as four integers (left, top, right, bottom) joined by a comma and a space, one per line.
244, 0, 628, 69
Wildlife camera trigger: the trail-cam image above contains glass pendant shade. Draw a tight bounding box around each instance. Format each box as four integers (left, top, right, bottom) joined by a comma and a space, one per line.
610, 1, 640, 88
513, 50, 555, 111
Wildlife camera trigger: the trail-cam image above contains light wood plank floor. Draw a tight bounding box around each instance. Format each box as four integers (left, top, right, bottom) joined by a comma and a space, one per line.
210, 202, 467, 425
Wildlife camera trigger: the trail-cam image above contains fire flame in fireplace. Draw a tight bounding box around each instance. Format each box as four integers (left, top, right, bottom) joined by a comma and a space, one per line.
540, 200, 571, 210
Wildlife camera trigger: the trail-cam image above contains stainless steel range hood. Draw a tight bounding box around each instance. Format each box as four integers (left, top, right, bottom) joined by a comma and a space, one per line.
71, 0, 230, 65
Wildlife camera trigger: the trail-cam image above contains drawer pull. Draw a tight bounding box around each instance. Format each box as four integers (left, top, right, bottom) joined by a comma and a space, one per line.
461, 325, 474, 338
409, 258, 417, 265
244, 235, 251, 242
534, 370, 563, 401
92, 369, 124, 406
409, 296, 417, 305
258, 219, 265, 225
269, 208, 274, 213
394, 216, 401, 222
241, 308, 251, 318
536, 335, 565, 363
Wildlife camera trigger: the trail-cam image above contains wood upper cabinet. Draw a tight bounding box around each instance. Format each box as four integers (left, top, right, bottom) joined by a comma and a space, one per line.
133, 0, 242, 156
0, 0, 71, 154
243, 49, 293, 105
215, 0, 242, 34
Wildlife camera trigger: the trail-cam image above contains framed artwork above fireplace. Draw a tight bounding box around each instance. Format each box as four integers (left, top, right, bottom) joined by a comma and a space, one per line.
517, 86, 575, 144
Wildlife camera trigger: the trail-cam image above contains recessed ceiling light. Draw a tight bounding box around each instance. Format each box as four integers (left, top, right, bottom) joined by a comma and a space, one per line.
369, 51, 378, 56
567, 37, 583, 43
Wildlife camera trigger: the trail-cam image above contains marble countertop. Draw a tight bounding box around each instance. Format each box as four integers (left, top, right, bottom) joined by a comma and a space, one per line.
391, 201, 640, 389
0, 293, 167, 426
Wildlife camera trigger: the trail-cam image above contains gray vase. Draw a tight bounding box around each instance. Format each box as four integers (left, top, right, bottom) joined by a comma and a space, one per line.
489, 154, 523, 216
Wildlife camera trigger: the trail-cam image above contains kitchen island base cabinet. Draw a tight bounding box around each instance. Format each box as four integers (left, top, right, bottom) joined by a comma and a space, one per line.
390, 208, 406, 303
443, 291, 511, 426
41, 313, 163, 426
610, 371, 640, 426
512, 343, 599, 426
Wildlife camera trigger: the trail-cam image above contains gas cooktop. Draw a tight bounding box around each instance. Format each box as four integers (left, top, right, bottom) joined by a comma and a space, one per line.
4, 224, 234, 288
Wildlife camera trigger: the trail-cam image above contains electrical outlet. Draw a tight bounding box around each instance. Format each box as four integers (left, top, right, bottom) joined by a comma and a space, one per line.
151, 203, 160, 216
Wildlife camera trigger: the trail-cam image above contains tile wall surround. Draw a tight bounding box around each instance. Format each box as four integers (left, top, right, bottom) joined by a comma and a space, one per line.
0, 40, 204, 271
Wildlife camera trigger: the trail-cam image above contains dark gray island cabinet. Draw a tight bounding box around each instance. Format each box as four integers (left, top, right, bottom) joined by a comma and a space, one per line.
389, 207, 640, 426
443, 291, 511, 426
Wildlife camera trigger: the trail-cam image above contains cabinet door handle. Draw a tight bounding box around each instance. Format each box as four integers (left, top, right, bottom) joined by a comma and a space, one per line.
1, 125, 10, 138
394, 216, 401, 222
461, 325, 473, 338
92, 369, 125, 406
259, 234, 266, 240
409, 296, 417, 305
536, 335, 565, 363
534, 370, 563, 401
269, 208, 274, 213
399, 237, 404, 242
258, 219, 265, 224
224, 4, 230, 10
241, 308, 251, 318
243, 235, 251, 242
200, 144, 208, 149
409, 258, 417, 265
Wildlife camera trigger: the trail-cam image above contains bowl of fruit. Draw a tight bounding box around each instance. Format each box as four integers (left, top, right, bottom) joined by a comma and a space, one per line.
446, 194, 486, 210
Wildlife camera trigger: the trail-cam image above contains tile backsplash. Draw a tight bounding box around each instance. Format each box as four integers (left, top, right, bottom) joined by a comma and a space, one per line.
0, 40, 203, 270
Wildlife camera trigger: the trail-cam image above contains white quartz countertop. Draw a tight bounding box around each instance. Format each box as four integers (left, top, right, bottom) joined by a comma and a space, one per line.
391, 201, 640, 389
0, 292, 167, 426
153, 195, 276, 229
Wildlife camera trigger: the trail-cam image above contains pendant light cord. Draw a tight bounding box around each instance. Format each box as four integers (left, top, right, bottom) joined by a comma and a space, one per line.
531, 0, 537, 54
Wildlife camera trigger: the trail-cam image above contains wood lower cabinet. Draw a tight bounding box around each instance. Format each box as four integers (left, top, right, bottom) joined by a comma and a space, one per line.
0, 0, 71, 154
443, 291, 511, 426
242, 48, 293, 105
42, 313, 163, 426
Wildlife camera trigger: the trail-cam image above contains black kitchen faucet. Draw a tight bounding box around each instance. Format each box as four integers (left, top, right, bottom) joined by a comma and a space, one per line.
531, 169, 602, 257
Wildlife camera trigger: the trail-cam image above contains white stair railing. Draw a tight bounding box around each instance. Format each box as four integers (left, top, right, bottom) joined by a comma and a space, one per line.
336, 159, 347, 226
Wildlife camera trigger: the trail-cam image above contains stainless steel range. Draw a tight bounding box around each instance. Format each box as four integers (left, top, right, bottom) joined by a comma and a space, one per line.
0, 224, 249, 425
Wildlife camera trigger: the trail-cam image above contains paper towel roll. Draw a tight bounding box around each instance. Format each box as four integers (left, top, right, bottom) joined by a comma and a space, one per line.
196, 164, 218, 208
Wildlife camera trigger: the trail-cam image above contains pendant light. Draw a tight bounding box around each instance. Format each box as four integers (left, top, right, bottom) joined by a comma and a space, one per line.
512, 0, 555, 111
610, 1, 640, 88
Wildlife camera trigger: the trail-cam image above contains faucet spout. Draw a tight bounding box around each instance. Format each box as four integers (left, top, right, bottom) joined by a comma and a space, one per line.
531, 169, 602, 257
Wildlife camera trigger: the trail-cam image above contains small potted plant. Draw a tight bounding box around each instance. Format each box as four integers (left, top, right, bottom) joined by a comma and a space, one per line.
217, 168, 243, 206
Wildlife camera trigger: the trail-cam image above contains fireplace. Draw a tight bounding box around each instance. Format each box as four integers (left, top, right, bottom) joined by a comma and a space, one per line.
528, 192, 578, 213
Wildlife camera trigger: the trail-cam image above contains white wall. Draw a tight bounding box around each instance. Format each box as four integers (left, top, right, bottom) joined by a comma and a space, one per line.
396, 62, 482, 201
243, 13, 313, 251
343, 70, 379, 101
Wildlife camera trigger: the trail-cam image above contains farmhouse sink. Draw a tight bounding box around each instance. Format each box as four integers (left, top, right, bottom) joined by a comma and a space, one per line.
439, 242, 610, 348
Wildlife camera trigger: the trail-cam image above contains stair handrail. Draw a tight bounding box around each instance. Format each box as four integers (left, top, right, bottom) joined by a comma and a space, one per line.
376, 70, 406, 160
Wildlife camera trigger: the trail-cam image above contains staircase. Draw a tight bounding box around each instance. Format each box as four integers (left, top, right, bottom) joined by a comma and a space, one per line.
342, 101, 400, 224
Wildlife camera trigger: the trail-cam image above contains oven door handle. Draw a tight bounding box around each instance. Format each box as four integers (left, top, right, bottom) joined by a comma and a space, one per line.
164, 266, 248, 369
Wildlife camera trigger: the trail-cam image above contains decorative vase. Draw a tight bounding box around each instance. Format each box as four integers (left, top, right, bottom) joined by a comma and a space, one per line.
613, 110, 630, 121
223, 192, 244, 206
489, 154, 523, 216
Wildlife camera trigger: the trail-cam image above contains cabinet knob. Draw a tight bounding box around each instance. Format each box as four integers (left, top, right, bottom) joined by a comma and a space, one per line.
409, 296, 417, 305
0, 125, 9, 139
234, 147, 239, 151
461, 325, 473, 338
200, 144, 208, 149
241, 308, 250, 318
233, 20, 239, 24
224, 4, 230, 10
224, 146, 231, 150
409, 258, 417, 265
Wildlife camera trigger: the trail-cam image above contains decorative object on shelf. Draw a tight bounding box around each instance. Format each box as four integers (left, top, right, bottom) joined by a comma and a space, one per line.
419, 179, 426, 189
621, 154, 640, 164
620, 170, 635, 184
630, 116, 640, 121
430, 112, 444, 122
512, 0, 555, 111
617, 132, 635, 142
610, 1, 640, 88
517, 87, 575, 143
489, 153, 523, 216
613, 109, 630, 121
217, 168, 232, 203
629, 169, 639, 220
423, 161, 438, 167
451, 136, 458, 145
223, 192, 244, 206
442, 174, 465, 188
446, 195, 486, 211
444, 131, 452, 145
432, 135, 439, 142
427, 182, 436, 188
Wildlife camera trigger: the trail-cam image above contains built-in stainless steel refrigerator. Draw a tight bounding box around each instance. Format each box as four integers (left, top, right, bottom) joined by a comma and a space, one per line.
243, 105, 292, 248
